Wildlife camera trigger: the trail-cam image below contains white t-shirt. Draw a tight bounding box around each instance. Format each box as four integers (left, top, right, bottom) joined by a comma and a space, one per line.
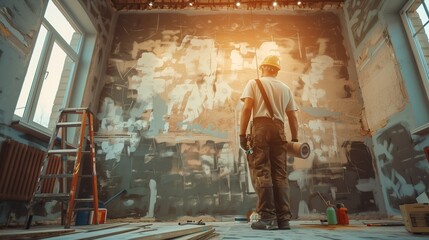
240, 77, 298, 123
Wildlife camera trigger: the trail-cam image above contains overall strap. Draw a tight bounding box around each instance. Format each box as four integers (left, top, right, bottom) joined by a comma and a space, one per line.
255, 79, 275, 120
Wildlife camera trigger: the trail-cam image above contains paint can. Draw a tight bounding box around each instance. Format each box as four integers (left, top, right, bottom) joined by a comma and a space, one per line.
326, 202, 337, 225
336, 203, 349, 225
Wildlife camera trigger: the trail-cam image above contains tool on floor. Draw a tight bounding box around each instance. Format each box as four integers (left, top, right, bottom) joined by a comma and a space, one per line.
234, 216, 248, 223
178, 220, 206, 226
364, 221, 404, 227
25, 108, 99, 229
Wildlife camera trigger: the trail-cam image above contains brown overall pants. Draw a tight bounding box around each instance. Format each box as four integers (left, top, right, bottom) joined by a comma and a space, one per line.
248, 117, 292, 223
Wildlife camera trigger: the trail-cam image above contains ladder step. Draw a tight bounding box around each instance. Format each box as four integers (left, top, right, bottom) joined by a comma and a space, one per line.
34, 193, 70, 200
56, 122, 86, 127
48, 149, 91, 154
74, 207, 96, 211
60, 108, 90, 113
75, 198, 96, 202
40, 174, 73, 179
49, 149, 78, 154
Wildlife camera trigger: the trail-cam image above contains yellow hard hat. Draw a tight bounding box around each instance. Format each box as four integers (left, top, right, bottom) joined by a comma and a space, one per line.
259, 55, 281, 71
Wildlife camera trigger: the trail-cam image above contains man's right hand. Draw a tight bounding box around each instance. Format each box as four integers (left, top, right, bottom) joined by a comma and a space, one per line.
239, 135, 248, 151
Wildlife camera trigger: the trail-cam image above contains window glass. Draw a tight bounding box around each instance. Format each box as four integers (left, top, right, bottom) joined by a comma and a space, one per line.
403, 0, 429, 98
33, 42, 74, 128
14, 25, 48, 118
44, 0, 82, 52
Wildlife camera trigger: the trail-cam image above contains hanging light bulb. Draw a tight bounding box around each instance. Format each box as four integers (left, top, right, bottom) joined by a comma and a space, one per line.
297, 1, 302, 5
235, 1, 241, 7
272, 1, 278, 7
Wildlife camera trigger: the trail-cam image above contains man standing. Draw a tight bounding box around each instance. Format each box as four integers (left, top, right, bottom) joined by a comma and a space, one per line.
239, 55, 299, 230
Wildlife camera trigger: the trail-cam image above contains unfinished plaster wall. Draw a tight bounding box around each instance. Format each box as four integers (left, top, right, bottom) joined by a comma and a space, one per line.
97, 9, 378, 220
344, 0, 429, 217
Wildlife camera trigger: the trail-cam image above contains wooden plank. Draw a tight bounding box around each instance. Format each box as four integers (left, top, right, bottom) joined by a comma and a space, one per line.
363, 221, 404, 226
72, 222, 131, 232
98, 224, 213, 240
0, 228, 75, 239
92, 227, 158, 238
198, 232, 219, 240
173, 228, 215, 240
45, 226, 142, 240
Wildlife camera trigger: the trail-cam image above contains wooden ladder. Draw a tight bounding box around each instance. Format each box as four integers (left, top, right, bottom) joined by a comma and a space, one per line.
26, 107, 99, 229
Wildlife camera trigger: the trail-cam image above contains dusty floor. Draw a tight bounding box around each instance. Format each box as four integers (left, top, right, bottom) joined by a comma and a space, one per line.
0, 219, 428, 239
211, 220, 429, 240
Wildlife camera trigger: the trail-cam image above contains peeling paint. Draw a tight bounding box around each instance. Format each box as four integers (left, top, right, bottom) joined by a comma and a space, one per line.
345, 0, 383, 48
374, 123, 428, 213
0, 7, 30, 53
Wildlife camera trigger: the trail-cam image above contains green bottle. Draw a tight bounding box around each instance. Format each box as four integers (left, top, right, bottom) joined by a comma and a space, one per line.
326, 202, 337, 225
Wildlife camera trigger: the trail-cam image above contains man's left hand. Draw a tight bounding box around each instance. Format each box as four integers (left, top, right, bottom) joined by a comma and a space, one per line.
239, 135, 248, 151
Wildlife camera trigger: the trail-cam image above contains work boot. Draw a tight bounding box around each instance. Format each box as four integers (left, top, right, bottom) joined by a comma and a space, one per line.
278, 220, 291, 230
251, 219, 278, 230
253, 187, 277, 230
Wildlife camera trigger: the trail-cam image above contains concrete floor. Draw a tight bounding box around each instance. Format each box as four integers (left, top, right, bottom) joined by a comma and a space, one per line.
210, 220, 429, 240
1, 220, 428, 239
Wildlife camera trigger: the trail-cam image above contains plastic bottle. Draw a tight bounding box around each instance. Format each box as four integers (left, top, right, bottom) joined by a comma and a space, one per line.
336, 203, 349, 225
326, 202, 337, 225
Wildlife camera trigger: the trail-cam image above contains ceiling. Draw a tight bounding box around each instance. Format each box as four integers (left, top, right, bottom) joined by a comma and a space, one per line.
110, 0, 346, 11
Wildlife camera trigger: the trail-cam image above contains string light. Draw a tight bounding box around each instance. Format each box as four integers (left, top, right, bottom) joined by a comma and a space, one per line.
114, 0, 344, 11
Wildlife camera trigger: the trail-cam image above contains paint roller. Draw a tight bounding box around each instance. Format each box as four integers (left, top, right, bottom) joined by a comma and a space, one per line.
287, 141, 310, 159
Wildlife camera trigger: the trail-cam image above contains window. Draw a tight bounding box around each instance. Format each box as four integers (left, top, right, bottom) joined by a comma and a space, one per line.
401, 0, 429, 99
14, 0, 83, 134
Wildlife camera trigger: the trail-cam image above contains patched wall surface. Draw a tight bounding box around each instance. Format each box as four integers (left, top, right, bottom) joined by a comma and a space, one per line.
96, 10, 376, 220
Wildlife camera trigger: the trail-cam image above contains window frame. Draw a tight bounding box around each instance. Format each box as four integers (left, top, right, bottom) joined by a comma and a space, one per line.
13, 0, 86, 136
401, 0, 429, 100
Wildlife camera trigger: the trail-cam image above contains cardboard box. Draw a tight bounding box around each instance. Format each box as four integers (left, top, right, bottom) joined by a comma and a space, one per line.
89, 208, 107, 224
399, 203, 429, 233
